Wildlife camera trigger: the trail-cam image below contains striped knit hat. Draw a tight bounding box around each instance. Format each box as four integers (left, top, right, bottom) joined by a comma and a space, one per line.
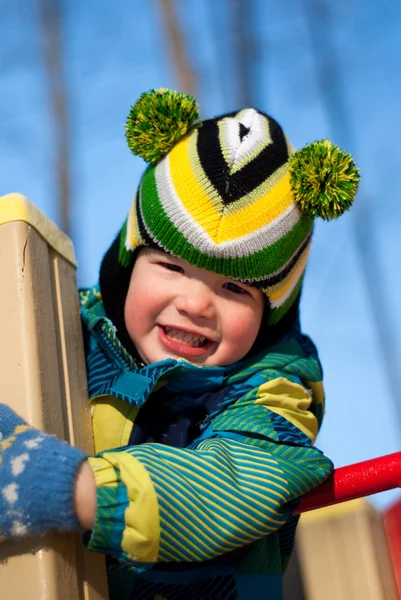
100, 89, 359, 349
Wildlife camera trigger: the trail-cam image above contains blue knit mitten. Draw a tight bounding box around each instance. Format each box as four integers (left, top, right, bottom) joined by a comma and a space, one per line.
0, 404, 87, 539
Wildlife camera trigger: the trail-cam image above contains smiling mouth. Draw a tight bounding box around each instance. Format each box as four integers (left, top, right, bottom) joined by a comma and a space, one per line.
162, 326, 210, 348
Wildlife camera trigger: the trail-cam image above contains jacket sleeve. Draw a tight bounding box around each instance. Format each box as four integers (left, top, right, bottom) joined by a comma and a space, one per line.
85, 378, 333, 565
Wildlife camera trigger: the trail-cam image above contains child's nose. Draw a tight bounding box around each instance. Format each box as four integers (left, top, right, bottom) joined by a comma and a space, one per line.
175, 283, 216, 320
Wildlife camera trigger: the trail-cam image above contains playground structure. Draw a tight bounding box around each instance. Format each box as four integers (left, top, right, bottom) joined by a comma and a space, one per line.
0, 193, 400, 599
298, 451, 401, 514
0, 193, 109, 599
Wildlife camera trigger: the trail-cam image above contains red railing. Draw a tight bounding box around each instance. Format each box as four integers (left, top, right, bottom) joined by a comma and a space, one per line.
296, 451, 401, 514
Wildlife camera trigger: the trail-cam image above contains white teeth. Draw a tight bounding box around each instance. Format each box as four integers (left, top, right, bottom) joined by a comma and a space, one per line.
164, 327, 209, 347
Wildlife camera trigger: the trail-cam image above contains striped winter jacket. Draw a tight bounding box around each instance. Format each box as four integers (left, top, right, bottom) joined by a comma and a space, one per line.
80, 286, 333, 600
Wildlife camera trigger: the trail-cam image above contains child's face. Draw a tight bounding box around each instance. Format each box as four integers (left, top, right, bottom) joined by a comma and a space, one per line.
124, 248, 264, 366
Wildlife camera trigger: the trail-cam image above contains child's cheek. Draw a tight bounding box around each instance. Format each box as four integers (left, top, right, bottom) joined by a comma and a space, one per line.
125, 285, 160, 334
225, 312, 259, 351
125, 293, 145, 339
232, 320, 256, 346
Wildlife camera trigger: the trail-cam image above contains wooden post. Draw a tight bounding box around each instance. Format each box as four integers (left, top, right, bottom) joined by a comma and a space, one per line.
384, 498, 401, 598
295, 499, 398, 600
0, 193, 109, 599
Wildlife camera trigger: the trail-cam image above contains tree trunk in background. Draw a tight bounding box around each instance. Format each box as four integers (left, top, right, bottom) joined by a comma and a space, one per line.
38, 0, 71, 237
230, 0, 256, 107
157, 0, 197, 96
304, 0, 401, 432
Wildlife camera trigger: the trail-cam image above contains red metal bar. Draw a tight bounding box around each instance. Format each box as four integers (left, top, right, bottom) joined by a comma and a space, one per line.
296, 451, 401, 514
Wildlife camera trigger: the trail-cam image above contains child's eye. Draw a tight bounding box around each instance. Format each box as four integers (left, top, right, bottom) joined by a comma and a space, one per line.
223, 282, 248, 295
161, 262, 184, 274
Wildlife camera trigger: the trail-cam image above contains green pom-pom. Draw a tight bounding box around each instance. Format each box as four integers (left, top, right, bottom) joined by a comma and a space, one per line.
125, 88, 199, 164
289, 139, 360, 220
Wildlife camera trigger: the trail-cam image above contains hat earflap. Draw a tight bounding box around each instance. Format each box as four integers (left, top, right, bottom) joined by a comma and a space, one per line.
289, 139, 360, 220
118, 219, 133, 267
125, 88, 199, 164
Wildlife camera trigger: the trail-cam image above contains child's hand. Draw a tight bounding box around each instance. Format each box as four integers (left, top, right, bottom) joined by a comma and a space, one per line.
0, 404, 87, 539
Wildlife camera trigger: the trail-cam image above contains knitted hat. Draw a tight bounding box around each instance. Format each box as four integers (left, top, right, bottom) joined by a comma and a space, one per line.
100, 89, 359, 353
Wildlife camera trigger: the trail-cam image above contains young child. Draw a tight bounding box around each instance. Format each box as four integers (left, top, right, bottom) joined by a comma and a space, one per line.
0, 89, 360, 599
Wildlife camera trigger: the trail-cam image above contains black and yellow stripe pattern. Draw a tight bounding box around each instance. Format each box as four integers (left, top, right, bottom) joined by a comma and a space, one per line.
124, 108, 314, 325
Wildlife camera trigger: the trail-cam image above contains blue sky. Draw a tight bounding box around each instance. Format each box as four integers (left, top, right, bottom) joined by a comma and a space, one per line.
1, 0, 400, 509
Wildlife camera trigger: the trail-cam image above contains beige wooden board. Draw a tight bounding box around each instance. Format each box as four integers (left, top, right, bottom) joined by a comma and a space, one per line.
283, 545, 306, 600
0, 217, 108, 600
295, 499, 398, 600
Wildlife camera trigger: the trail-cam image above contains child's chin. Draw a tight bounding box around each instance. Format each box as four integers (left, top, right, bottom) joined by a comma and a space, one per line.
160, 350, 217, 367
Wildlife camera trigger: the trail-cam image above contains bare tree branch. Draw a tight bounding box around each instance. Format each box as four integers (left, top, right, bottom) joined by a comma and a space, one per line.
304, 0, 401, 430
38, 0, 71, 236
230, 0, 257, 106
157, 0, 197, 96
